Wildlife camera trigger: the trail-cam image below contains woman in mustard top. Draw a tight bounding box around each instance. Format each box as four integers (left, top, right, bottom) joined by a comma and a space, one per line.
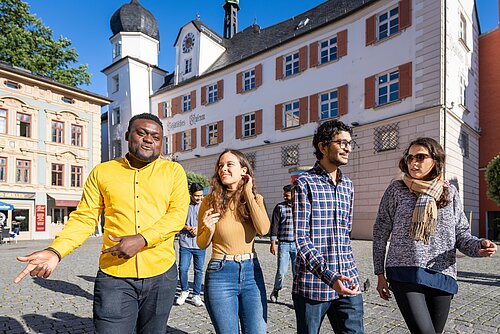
197, 149, 270, 334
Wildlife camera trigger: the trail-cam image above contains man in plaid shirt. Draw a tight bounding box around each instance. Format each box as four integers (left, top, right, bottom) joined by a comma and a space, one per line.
269, 184, 296, 303
292, 120, 364, 333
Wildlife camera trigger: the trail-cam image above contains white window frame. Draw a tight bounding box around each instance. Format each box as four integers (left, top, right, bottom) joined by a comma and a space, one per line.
284, 52, 300, 77
112, 75, 119, 93
181, 131, 192, 151
243, 69, 256, 91
243, 112, 256, 138
459, 14, 467, 46
459, 75, 467, 107
207, 123, 218, 145
377, 6, 399, 41
377, 69, 399, 105
182, 94, 191, 112
283, 101, 300, 128
207, 84, 218, 104
112, 140, 121, 158
319, 89, 339, 120
185, 58, 192, 74
319, 36, 338, 64
0, 108, 7, 134
163, 135, 171, 155
112, 41, 121, 59
112, 107, 120, 125
459, 131, 469, 158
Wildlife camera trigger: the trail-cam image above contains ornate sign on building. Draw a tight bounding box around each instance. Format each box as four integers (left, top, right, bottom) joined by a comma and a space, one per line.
35, 205, 46, 232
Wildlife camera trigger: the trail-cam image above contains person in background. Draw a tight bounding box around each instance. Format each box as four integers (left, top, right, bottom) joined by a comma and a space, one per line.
197, 149, 270, 334
373, 137, 497, 334
14, 113, 190, 334
176, 182, 206, 307
269, 184, 296, 303
293, 120, 363, 333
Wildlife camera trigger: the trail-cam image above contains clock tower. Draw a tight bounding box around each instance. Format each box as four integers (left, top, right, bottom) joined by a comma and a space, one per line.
103, 0, 166, 161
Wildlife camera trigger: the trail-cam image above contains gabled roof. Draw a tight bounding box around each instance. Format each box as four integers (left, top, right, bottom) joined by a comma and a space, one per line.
206, 0, 376, 72
173, 20, 228, 47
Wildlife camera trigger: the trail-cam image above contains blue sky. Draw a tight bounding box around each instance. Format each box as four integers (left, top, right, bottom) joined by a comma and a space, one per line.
26, 0, 499, 99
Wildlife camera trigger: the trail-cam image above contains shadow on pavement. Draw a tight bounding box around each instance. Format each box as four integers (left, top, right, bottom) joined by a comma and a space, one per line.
269, 300, 295, 310
77, 275, 96, 283
22, 312, 92, 333
33, 277, 93, 300
457, 271, 500, 287
166, 325, 189, 333
0, 316, 25, 334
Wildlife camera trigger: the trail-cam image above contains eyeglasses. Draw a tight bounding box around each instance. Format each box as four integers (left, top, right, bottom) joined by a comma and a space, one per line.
331, 140, 356, 150
404, 153, 432, 164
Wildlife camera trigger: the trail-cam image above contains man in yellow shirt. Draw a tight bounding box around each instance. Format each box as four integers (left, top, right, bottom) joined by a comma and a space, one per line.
14, 113, 190, 334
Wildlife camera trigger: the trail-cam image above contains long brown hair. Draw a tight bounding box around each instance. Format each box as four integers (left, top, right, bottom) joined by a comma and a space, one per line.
207, 149, 257, 220
399, 137, 449, 207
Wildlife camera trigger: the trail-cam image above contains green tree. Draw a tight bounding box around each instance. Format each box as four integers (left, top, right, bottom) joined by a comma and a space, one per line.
0, 0, 90, 86
186, 171, 210, 189
485, 155, 500, 205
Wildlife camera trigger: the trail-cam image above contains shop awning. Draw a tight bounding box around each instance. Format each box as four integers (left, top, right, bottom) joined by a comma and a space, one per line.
47, 193, 82, 207
0, 201, 14, 210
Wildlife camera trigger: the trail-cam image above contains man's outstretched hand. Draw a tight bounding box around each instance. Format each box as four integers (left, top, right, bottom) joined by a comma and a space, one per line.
101, 234, 146, 259
14, 250, 60, 283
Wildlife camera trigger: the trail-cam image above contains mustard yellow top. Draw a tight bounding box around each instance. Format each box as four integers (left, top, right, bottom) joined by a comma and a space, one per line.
197, 182, 270, 256
49, 157, 189, 278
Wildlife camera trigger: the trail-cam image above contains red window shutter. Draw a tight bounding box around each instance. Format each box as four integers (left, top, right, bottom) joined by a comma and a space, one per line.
235, 115, 242, 139
364, 76, 376, 109
399, 62, 412, 99
366, 15, 376, 46
337, 30, 348, 58
255, 109, 263, 135
236, 72, 243, 94
190, 90, 196, 109
217, 80, 224, 100
309, 94, 319, 123
201, 86, 207, 105
255, 64, 263, 88
171, 133, 178, 153
399, 0, 412, 30
217, 120, 224, 143
201, 125, 206, 147
299, 46, 308, 72
157, 102, 164, 118
299, 97, 308, 125
275, 104, 283, 130
309, 42, 318, 67
191, 128, 197, 149
172, 96, 181, 116
338, 84, 348, 116
275, 56, 283, 80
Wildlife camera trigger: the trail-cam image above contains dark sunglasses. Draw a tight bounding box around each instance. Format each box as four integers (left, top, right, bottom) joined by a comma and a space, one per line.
404, 153, 432, 164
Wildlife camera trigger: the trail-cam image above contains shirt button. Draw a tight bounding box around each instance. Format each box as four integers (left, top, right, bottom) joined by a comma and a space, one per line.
137, 210, 140, 213
136, 182, 138, 184
138, 226, 141, 229
136, 196, 139, 198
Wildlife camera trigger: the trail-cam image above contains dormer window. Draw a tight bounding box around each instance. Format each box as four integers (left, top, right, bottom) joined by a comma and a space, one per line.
62, 97, 75, 104
5, 81, 21, 89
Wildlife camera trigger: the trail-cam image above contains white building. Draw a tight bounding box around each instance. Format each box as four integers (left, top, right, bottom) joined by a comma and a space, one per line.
105, 0, 480, 239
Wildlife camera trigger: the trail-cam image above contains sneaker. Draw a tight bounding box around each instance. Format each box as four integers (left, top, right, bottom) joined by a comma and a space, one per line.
192, 295, 204, 307
176, 291, 189, 305
270, 289, 279, 303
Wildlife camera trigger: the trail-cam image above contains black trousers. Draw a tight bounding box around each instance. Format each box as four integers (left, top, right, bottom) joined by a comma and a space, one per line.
390, 281, 453, 334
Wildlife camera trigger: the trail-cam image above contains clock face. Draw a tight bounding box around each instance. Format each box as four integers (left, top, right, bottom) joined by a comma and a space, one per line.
182, 33, 195, 53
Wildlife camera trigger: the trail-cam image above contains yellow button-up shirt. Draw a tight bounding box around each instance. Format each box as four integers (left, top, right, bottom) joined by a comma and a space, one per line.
49, 157, 189, 278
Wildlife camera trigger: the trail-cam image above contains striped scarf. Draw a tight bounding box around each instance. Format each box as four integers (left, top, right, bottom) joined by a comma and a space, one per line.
403, 175, 444, 245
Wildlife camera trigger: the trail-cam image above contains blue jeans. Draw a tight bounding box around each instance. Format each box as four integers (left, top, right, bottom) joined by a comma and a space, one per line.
93, 264, 177, 334
179, 246, 206, 295
293, 293, 364, 334
273, 241, 297, 291
204, 257, 267, 334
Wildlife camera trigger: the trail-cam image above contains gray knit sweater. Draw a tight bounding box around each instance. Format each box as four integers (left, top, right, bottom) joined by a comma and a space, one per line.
373, 180, 482, 280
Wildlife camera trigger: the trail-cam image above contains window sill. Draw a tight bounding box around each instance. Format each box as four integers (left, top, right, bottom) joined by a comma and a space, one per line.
240, 87, 257, 94
206, 143, 219, 147
459, 104, 470, 114
204, 100, 220, 106
373, 30, 403, 46
317, 57, 340, 68
459, 38, 470, 52
281, 125, 301, 132
280, 71, 303, 80
373, 99, 403, 110
241, 134, 257, 140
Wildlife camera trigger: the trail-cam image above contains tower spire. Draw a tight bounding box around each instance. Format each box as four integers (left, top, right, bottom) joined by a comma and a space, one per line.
223, 0, 239, 39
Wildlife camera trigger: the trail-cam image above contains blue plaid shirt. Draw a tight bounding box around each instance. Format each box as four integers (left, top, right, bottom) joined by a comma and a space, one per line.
270, 201, 294, 242
292, 162, 360, 301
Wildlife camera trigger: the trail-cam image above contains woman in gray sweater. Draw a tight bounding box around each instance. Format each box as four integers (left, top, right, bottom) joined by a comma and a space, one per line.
373, 137, 496, 334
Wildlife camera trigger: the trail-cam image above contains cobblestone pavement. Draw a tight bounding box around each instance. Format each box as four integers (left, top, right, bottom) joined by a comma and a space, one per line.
0, 237, 498, 333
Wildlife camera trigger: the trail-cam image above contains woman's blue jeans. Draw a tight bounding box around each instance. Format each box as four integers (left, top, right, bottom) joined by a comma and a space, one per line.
204, 257, 267, 334
179, 246, 206, 295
